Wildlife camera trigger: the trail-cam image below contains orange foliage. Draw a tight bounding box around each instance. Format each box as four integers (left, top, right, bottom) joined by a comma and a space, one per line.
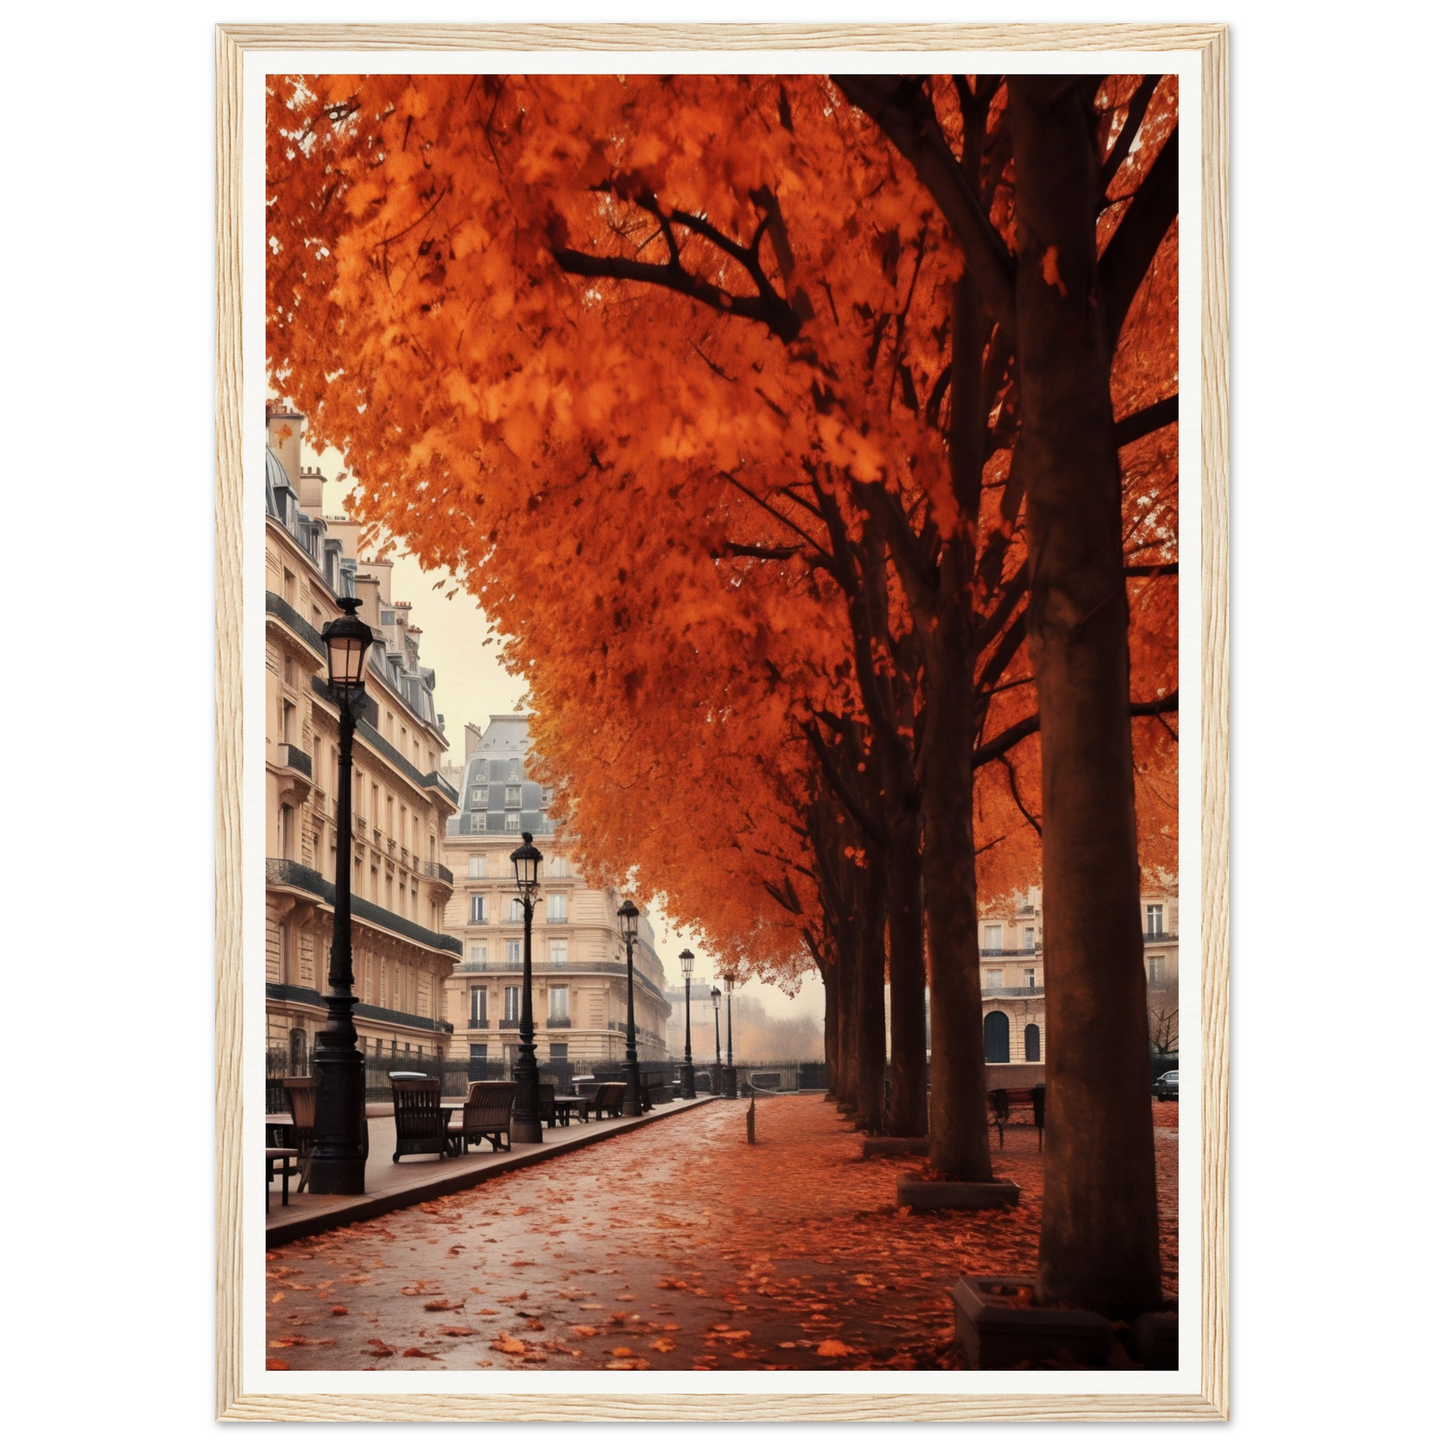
266, 74, 1178, 976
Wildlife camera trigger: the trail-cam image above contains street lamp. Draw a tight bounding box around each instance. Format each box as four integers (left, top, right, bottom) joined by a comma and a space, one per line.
723, 973, 737, 1099
509, 831, 544, 1143
308, 595, 373, 1195
710, 985, 722, 1094
618, 900, 642, 1116
678, 950, 696, 1099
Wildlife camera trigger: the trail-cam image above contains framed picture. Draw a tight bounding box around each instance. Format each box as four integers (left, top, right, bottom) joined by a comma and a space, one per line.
218, 22, 1228, 1422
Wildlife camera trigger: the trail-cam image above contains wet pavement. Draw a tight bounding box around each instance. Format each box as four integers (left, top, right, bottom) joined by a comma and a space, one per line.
265, 1094, 1179, 1372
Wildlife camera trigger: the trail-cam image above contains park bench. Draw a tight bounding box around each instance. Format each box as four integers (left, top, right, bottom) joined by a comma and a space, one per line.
391, 1075, 449, 1162
448, 1079, 516, 1154
585, 1082, 627, 1119
265, 1146, 300, 1210
987, 1085, 1046, 1151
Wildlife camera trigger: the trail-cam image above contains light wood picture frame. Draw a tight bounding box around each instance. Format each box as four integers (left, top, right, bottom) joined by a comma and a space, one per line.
217, 23, 1228, 1422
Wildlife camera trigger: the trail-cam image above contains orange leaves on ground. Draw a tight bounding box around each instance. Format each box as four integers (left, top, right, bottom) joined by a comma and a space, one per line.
815, 1339, 853, 1357
651, 1338, 678, 1353
265, 1359, 289, 1371
422, 1300, 463, 1312
402, 1347, 441, 1359
438, 1326, 476, 1337
490, 1336, 530, 1356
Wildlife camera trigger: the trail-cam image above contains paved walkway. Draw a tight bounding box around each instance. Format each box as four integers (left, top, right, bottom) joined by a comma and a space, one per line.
263, 1095, 1180, 1372
266, 1095, 719, 1246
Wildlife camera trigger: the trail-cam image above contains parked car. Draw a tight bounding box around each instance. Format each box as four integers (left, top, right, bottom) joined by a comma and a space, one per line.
1152, 1070, 1179, 1101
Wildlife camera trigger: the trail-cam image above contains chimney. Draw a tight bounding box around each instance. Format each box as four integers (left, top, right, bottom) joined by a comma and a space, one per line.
265, 403, 305, 488
353, 573, 383, 631
365, 557, 394, 606
464, 721, 483, 759
297, 464, 326, 514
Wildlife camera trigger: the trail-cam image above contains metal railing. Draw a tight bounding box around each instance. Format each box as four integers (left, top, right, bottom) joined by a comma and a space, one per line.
423, 860, 454, 885
264, 590, 325, 656
274, 742, 313, 777
264, 857, 463, 955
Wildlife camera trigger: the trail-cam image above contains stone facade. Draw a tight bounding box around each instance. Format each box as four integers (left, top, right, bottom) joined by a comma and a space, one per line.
977, 885, 1181, 1070
263, 404, 461, 1073
440, 716, 671, 1069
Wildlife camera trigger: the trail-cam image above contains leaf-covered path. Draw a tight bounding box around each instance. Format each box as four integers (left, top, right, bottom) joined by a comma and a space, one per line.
266, 1094, 1179, 1372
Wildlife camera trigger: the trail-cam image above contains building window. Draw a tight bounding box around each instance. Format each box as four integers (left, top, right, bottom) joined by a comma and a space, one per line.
509, 898, 525, 923
470, 894, 488, 924
468, 1043, 488, 1081
469, 987, 487, 1028
1146, 904, 1164, 936
985, 968, 1003, 990
549, 939, 568, 965
546, 895, 567, 924
288, 1028, 308, 1075
470, 812, 487, 831
984, 925, 1002, 953
984, 1010, 1011, 1064
504, 813, 521, 833
505, 785, 522, 808
549, 856, 568, 878
508, 760, 521, 781
549, 1043, 568, 1062
506, 939, 523, 964
468, 855, 486, 879
471, 788, 486, 805
548, 986, 569, 1023
1022, 967, 1036, 989
1024, 926, 1035, 951
1024, 1023, 1041, 1062
470, 945, 487, 965
503, 986, 520, 1022
1147, 956, 1164, 986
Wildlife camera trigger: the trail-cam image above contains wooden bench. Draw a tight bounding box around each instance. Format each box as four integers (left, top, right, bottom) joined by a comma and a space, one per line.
988, 1086, 1045, 1151
448, 1079, 517, 1154
585, 1081, 627, 1120
266, 1146, 300, 1210
391, 1076, 449, 1162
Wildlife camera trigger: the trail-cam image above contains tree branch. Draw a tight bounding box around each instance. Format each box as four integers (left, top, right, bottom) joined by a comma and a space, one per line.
1098, 75, 1161, 201
831, 75, 1017, 342
1115, 393, 1179, 449
1100, 125, 1178, 352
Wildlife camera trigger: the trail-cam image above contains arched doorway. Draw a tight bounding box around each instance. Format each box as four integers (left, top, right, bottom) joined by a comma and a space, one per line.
984, 1010, 1011, 1063
1024, 1022, 1041, 1062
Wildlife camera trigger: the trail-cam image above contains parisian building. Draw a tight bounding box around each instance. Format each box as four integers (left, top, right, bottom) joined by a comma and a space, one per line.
976, 885, 1181, 1072
440, 715, 672, 1071
263, 404, 462, 1074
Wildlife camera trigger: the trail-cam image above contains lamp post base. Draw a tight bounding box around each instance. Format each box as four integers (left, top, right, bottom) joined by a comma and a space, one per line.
622, 1058, 643, 1116
722, 1066, 738, 1099
511, 1121, 543, 1145
679, 1062, 696, 1099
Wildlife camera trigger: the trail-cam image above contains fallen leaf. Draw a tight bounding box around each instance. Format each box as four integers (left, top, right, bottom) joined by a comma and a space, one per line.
492, 1336, 529, 1356
402, 1347, 441, 1359
440, 1326, 476, 1337
265, 1359, 289, 1371
651, 1338, 677, 1353
816, 1339, 852, 1357
331, 1306, 348, 1316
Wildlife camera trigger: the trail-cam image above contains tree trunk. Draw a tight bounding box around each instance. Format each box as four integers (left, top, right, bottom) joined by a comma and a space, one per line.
920, 551, 994, 1180
854, 854, 889, 1134
885, 819, 929, 1138
1010, 75, 1161, 1318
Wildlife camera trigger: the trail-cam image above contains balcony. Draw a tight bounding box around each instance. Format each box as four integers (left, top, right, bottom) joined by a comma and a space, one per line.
264, 858, 463, 956
265, 983, 452, 1035
265, 590, 325, 657
467, 1018, 488, 1032
980, 947, 1041, 957
546, 1016, 571, 1029
1144, 931, 1179, 943
980, 985, 1044, 998
272, 742, 313, 778
423, 860, 454, 885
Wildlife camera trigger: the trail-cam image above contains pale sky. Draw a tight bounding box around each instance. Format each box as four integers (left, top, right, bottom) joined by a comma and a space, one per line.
309, 441, 825, 1024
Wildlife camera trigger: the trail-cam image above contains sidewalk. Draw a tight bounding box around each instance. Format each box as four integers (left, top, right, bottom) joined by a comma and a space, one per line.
267, 1094, 719, 1246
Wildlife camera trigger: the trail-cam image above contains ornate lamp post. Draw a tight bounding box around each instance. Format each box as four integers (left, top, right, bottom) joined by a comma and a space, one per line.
710, 986, 722, 1089
509, 831, 544, 1143
722, 972, 738, 1098
618, 900, 643, 1116
308, 596, 373, 1195
678, 950, 696, 1099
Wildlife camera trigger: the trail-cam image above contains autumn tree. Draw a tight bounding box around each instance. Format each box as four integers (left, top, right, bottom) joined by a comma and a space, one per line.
267, 71, 1179, 1317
